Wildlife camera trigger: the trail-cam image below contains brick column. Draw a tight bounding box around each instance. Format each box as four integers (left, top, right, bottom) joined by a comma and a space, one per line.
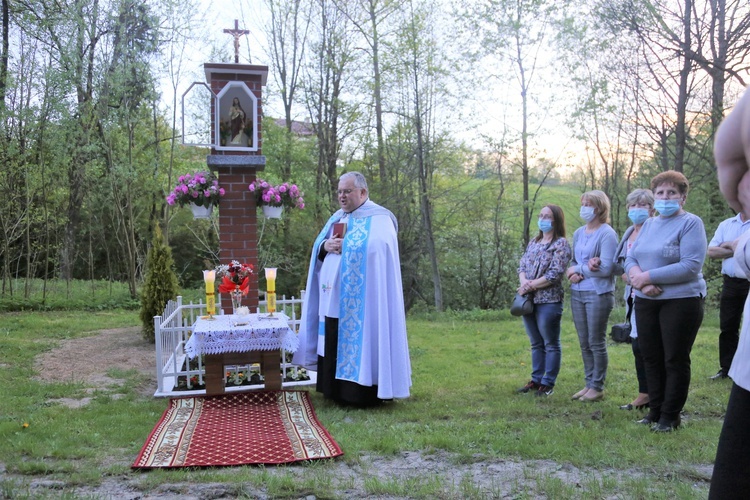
204, 63, 268, 313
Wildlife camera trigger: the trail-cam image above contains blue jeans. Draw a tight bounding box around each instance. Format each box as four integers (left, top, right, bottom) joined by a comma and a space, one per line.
571, 289, 614, 392
522, 302, 564, 387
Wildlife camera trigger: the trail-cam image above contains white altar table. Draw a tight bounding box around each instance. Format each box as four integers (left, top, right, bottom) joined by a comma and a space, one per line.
186, 313, 299, 395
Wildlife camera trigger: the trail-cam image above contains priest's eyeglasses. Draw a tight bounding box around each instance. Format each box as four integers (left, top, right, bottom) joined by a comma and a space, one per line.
337, 189, 355, 195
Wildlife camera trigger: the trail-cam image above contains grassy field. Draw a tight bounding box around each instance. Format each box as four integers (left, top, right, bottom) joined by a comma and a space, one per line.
0, 299, 727, 498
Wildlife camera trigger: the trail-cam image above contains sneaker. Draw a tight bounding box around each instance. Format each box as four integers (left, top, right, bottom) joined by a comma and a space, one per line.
535, 385, 554, 397
516, 380, 540, 393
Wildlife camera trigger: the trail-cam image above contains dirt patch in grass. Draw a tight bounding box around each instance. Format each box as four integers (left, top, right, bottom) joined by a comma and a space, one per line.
34, 326, 156, 401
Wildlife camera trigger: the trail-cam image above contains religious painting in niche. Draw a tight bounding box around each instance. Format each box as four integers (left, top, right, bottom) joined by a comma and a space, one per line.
216, 81, 257, 151
227, 97, 248, 145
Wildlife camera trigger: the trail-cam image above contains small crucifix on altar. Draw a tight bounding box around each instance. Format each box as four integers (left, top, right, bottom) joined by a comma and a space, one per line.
224, 19, 250, 64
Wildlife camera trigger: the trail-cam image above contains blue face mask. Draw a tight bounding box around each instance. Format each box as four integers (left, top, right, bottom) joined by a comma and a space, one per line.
538, 219, 553, 233
654, 199, 681, 217
580, 206, 596, 222
628, 208, 649, 225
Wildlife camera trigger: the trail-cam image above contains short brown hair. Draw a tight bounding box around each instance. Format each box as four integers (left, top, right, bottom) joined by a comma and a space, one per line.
651, 171, 689, 195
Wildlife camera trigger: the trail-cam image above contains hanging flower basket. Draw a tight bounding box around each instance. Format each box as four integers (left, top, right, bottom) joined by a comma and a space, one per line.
262, 205, 283, 219
166, 171, 225, 216
190, 203, 213, 219
248, 178, 305, 218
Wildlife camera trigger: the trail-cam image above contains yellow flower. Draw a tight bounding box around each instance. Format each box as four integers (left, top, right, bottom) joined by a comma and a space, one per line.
22, 422, 29, 429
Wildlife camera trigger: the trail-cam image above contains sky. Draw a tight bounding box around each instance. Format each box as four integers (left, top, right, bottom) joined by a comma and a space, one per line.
173, 0, 586, 171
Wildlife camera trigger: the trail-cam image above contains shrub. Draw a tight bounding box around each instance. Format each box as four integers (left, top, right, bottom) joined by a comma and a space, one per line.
139, 224, 179, 342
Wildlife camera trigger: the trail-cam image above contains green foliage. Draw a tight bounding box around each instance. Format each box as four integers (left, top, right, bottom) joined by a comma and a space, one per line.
254, 118, 322, 296
139, 224, 179, 342
0, 279, 140, 312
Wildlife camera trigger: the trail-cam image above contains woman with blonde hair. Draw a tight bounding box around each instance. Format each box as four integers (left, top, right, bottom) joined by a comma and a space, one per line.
567, 190, 618, 402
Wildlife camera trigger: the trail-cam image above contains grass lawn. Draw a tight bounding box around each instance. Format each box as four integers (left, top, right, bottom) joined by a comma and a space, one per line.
0, 304, 726, 498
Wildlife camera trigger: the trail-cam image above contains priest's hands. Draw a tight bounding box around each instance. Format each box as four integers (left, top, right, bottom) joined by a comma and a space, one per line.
324, 237, 343, 255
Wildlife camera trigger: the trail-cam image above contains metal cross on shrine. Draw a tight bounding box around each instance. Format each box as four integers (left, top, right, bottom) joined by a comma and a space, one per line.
223, 19, 250, 64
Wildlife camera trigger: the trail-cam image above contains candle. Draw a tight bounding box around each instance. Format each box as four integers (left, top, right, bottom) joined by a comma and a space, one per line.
203, 270, 216, 316
265, 267, 277, 292
265, 268, 277, 315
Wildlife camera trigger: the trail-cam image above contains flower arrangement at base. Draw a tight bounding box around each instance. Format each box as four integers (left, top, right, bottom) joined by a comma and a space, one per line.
248, 178, 305, 210
166, 171, 225, 208
226, 370, 248, 385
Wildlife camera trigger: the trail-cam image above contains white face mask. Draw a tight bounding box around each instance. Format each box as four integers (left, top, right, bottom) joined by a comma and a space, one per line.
580, 206, 596, 222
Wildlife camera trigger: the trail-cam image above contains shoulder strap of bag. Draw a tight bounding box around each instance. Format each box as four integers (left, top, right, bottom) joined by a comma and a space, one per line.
626, 295, 633, 323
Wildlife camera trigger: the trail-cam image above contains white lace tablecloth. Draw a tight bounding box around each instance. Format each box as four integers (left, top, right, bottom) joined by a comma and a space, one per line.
185, 313, 299, 359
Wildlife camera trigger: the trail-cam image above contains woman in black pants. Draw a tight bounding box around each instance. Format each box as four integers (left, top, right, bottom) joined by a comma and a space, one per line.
614, 188, 654, 411
624, 171, 707, 433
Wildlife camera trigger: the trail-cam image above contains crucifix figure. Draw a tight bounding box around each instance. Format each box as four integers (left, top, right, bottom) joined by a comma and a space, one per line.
223, 19, 250, 64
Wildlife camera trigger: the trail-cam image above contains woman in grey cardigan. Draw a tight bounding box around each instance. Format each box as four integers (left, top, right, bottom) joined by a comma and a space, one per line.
625, 171, 706, 432
613, 188, 654, 411
567, 190, 618, 402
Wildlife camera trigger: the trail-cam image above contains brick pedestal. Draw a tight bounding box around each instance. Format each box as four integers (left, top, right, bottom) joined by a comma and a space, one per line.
204, 63, 269, 313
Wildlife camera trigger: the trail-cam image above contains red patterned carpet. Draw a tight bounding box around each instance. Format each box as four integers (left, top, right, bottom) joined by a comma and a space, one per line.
132, 391, 343, 468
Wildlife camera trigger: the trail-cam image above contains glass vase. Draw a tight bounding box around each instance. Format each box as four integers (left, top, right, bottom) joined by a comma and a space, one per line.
231, 288, 243, 314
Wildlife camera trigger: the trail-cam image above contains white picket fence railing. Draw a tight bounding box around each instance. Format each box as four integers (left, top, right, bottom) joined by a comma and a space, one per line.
153, 292, 309, 397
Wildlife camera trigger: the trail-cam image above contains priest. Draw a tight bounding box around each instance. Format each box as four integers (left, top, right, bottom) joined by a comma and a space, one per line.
293, 172, 412, 406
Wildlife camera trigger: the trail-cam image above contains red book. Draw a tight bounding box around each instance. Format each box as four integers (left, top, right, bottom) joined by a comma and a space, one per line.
333, 222, 347, 238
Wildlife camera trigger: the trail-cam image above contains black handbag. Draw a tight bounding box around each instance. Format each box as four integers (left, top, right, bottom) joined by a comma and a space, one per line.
510, 293, 534, 316
610, 297, 633, 343
610, 322, 631, 343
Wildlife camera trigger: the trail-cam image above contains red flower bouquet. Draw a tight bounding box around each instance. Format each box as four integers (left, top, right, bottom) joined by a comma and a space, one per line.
216, 260, 254, 296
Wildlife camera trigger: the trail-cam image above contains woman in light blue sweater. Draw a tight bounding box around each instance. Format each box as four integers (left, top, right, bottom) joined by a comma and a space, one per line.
625, 171, 707, 433
567, 190, 618, 402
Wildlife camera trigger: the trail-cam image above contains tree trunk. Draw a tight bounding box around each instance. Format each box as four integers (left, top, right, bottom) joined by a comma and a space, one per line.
673, 0, 693, 172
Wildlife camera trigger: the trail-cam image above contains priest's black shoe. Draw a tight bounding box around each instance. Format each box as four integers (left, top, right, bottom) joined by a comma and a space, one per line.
709, 370, 728, 380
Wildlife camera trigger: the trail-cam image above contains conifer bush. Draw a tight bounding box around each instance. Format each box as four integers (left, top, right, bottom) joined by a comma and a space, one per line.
139, 224, 179, 343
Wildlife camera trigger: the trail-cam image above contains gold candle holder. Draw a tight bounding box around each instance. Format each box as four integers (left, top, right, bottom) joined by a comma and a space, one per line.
265, 267, 277, 317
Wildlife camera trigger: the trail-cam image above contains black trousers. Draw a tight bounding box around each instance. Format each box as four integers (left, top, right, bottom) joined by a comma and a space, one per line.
709, 383, 750, 499
317, 316, 380, 406
719, 276, 750, 373
631, 337, 648, 394
635, 296, 704, 423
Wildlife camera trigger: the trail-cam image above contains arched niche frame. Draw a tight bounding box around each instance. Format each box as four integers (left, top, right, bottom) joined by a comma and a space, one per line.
215, 81, 258, 152
181, 82, 215, 148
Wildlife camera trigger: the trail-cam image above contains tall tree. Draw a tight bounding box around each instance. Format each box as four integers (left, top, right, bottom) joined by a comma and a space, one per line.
265, 0, 310, 181
0, 0, 8, 108
304, 0, 357, 210
392, 0, 445, 311
458, 0, 561, 244
335, 0, 398, 197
